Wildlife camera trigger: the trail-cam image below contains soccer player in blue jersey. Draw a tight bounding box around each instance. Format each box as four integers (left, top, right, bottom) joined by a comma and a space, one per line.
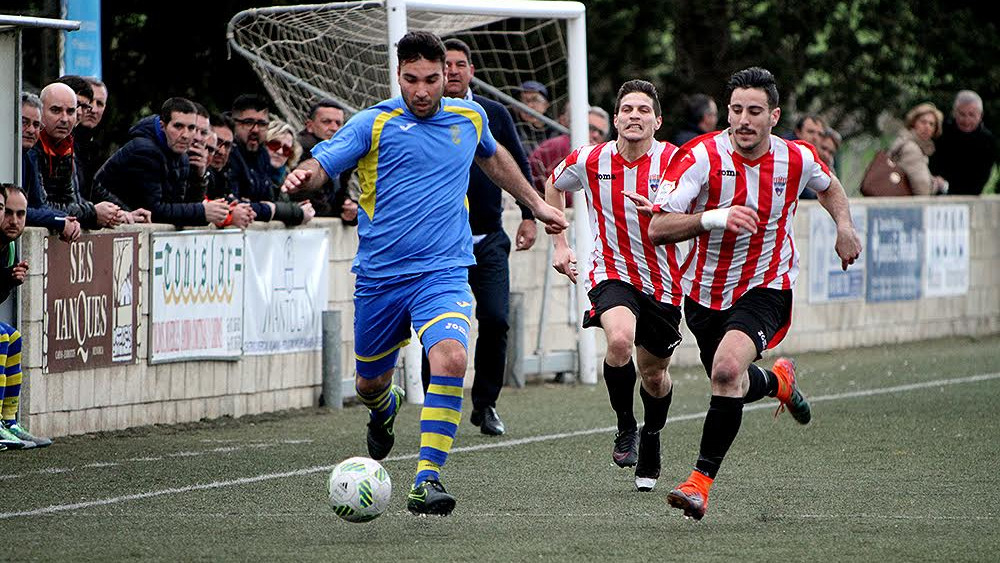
282, 31, 568, 516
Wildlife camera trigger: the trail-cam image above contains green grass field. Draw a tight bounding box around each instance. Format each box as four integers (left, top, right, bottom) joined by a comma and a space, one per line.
4, 335, 999, 562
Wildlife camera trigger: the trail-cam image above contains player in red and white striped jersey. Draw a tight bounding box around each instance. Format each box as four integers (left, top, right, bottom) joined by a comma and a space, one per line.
546, 80, 683, 492
630, 67, 862, 520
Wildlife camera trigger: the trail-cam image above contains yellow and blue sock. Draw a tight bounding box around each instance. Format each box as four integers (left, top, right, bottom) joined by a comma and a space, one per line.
0, 329, 16, 425
356, 381, 398, 426
415, 374, 464, 485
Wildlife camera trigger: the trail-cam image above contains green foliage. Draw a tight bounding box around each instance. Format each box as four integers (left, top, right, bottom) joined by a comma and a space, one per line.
582, 0, 1000, 141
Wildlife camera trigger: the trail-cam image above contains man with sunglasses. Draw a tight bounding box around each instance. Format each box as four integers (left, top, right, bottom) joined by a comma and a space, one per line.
227, 94, 312, 225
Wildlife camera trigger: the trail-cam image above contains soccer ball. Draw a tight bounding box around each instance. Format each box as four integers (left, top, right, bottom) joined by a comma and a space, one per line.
327, 456, 392, 523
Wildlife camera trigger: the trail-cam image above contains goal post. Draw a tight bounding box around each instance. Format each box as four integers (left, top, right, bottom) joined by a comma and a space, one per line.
228, 0, 597, 385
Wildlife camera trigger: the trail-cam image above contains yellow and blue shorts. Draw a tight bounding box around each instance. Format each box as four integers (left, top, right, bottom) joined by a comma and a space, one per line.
353, 267, 473, 379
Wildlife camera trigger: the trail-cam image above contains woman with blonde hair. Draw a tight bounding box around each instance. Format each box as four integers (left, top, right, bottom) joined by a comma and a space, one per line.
889, 102, 948, 195
265, 119, 303, 187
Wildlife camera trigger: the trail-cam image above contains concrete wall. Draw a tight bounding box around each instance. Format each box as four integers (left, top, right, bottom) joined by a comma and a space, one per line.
14, 196, 999, 437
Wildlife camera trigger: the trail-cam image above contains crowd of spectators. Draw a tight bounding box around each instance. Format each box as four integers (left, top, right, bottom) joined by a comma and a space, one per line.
20, 78, 366, 239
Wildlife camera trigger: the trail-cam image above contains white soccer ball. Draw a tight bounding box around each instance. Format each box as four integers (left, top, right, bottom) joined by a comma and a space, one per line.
327, 456, 392, 523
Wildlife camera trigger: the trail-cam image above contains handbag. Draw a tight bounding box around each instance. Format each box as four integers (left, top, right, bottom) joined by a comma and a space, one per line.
860, 149, 912, 197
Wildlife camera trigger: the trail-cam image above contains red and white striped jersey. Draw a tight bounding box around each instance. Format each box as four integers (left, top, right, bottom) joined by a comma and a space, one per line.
653, 131, 832, 310
551, 140, 684, 305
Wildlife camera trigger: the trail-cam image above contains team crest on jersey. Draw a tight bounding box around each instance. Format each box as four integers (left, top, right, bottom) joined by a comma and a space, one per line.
774, 175, 787, 195
648, 174, 660, 192
450, 125, 462, 144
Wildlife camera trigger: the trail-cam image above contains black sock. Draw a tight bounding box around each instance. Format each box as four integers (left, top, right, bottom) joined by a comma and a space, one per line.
604, 359, 637, 432
743, 363, 775, 404
694, 395, 744, 479
639, 385, 672, 434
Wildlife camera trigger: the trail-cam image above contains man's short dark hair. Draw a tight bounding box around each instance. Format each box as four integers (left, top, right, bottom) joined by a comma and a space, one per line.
795, 114, 822, 131
56, 75, 94, 100
210, 113, 235, 131
726, 67, 779, 109
160, 97, 198, 124
192, 102, 210, 119
615, 79, 662, 117
397, 31, 446, 66
684, 93, 714, 124
3, 183, 25, 200
84, 77, 106, 90
443, 38, 472, 63
232, 94, 270, 114
307, 99, 344, 120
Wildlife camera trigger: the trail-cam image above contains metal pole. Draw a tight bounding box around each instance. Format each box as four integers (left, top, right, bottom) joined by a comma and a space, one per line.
321, 310, 343, 409
566, 11, 596, 385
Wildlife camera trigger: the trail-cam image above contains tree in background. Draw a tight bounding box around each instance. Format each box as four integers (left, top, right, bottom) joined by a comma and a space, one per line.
10, 0, 1000, 152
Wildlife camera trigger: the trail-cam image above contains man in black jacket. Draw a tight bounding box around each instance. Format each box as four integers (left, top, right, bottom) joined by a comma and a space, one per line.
31, 82, 137, 229
20, 92, 81, 242
94, 97, 229, 227
228, 94, 313, 226
417, 38, 537, 436
930, 90, 998, 196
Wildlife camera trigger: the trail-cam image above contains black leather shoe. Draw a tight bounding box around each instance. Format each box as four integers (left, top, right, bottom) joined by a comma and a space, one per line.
471, 406, 505, 436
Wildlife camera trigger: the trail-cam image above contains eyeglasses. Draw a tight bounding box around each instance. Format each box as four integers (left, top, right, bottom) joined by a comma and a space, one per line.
21, 117, 42, 130
266, 139, 293, 157
589, 124, 608, 137
216, 139, 233, 151
204, 145, 219, 156
235, 117, 270, 129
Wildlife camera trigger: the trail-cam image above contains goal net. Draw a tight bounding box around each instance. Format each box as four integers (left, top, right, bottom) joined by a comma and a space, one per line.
227, 1, 571, 136
227, 0, 596, 385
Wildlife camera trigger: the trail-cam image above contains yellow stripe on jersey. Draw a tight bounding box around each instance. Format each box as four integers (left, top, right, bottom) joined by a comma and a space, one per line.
420, 406, 462, 426
416, 312, 470, 340
443, 106, 483, 142
421, 432, 455, 453
355, 338, 410, 362
357, 108, 405, 221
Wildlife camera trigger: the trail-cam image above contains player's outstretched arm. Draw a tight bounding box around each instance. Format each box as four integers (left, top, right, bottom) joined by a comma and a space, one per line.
647, 205, 758, 245
816, 175, 862, 270
544, 176, 577, 283
477, 145, 568, 235
281, 159, 329, 194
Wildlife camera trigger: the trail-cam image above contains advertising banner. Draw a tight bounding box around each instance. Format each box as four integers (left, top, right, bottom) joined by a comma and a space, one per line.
150, 231, 244, 363
866, 207, 923, 302
924, 205, 970, 297
44, 232, 138, 373
808, 206, 867, 303
243, 230, 330, 355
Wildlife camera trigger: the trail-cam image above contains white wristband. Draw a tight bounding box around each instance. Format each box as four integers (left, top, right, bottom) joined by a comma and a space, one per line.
700, 208, 730, 231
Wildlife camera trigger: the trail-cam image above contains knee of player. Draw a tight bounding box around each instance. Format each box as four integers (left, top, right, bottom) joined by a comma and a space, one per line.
639, 366, 671, 389
710, 356, 745, 387
430, 346, 468, 376
605, 332, 635, 361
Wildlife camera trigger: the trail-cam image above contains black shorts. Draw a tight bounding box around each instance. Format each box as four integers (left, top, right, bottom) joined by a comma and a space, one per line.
582, 279, 682, 358
684, 287, 793, 375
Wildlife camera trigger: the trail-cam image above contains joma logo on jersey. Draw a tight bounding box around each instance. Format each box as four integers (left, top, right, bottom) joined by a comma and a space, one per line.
719, 169, 738, 177
596, 173, 616, 180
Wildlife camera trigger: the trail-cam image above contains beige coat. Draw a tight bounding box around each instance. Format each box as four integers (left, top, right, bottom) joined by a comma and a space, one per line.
889, 128, 937, 196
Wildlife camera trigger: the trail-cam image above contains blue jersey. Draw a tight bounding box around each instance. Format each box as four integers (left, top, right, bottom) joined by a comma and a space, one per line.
312, 96, 498, 278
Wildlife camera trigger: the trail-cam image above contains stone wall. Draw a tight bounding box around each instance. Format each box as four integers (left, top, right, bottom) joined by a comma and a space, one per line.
13, 196, 999, 437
